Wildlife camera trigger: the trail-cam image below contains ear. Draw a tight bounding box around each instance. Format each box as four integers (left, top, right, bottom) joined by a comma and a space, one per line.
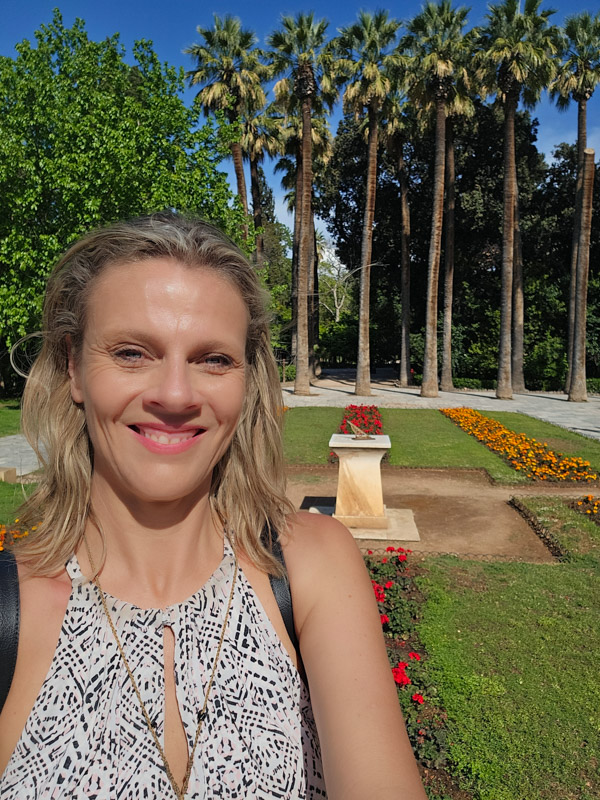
66, 335, 84, 404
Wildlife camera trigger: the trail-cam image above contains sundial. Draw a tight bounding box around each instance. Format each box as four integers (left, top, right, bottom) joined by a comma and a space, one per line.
347, 420, 373, 440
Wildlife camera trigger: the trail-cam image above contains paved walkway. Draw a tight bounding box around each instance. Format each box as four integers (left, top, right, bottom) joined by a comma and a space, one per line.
1, 374, 599, 475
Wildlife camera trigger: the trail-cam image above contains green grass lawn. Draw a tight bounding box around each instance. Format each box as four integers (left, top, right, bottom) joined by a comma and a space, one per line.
0, 400, 21, 437
417, 555, 600, 800
0, 481, 33, 525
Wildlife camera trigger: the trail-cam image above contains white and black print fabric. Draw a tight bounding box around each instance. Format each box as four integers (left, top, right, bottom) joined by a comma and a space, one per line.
0, 541, 327, 799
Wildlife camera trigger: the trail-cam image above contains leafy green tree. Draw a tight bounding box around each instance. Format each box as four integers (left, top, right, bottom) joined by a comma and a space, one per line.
185, 14, 268, 222
334, 10, 401, 396
403, 0, 471, 397
0, 11, 240, 386
550, 11, 600, 390
268, 13, 336, 394
475, 0, 561, 398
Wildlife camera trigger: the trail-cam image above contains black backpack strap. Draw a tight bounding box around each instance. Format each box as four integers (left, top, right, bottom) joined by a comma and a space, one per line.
0, 548, 20, 715
264, 526, 299, 655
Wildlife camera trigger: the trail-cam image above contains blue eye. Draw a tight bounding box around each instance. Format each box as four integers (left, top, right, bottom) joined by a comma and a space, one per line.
203, 354, 232, 371
114, 348, 143, 361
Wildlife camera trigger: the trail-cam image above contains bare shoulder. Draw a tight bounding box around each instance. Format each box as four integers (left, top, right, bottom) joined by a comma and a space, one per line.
279, 511, 372, 634
281, 510, 365, 571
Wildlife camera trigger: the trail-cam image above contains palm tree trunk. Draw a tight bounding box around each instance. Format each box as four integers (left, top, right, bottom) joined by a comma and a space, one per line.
398, 146, 412, 388
440, 118, 455, 393
496, 93, 517, 400
309, 217, 320, 378
568, 147, 595, 402
231, 140, 249, 237
291, 146, 303, 363
355, 106, 378, 396
511, 185, 526, 393
294, 94, 313, 395
249, 154, 263, 266
565, 96, 587, 391
421, 96, 446, 398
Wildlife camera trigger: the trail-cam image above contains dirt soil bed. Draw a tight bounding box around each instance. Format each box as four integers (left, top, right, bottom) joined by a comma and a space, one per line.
286, 465, 587, 563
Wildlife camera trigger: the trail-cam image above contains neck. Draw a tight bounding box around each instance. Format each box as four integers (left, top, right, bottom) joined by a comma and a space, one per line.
77, 475, 225, 608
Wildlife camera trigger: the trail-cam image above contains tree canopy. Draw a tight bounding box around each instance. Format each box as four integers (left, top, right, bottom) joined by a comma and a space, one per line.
0, 11, 242, 356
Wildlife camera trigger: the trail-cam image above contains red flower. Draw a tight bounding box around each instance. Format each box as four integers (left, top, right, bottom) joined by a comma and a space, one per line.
392, 665, 411, 686
397, 661, 408, 669
412, 694, 425, 704
385, 580, 393, 589
386, 546, 395, 552
398, 554, 407, 562
380, 614, 390, 625
397, 547, 405, 553
409, 652, 421, 661
367, 550, 373, 555
382, 557, 388, 564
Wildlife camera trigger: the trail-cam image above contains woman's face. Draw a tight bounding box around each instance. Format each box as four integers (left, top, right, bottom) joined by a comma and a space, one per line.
68, 257, 248, 507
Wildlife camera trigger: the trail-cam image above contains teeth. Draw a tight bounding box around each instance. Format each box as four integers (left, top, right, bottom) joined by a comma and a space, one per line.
139, 429, 198, 445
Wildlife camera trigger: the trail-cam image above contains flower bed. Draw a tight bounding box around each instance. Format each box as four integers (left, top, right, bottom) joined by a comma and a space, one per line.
441, 407, 597, 481
366, 547, 451, 771
0, 519, 30, 551
573, 494, 600, 520
329, 404, 384, 462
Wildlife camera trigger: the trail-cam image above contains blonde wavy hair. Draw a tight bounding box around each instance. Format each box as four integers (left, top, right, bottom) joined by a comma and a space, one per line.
14, 212, 292, 576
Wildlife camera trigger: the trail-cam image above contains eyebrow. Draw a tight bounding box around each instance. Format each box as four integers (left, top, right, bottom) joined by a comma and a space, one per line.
99, 329, 245, 353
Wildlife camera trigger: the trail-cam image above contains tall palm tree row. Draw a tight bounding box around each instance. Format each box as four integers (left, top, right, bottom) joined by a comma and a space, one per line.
475, 0, 561, 399
334, 10, 401, 396
184, 6, 593, 399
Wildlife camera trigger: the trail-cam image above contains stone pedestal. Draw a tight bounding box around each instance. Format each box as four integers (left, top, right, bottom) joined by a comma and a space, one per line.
0, 467, 17, 484
328, 434, 391, 529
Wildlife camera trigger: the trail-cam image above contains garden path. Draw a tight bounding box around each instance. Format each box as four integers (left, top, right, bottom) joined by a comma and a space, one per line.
286, 465, 585, 563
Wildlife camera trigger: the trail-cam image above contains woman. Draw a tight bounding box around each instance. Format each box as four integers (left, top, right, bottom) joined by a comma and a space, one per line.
0, 213, 426, 799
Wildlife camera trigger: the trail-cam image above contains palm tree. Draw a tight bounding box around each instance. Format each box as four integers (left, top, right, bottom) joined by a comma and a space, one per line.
440, 61, 476, 393
273, 110, 332, 376
241, 103, 284, 264
380, 92, 412, 388
334, 11, 401, 396
475, 0, 560, 399
185, 14, 268, 222
402, 0, 471, 398
550, 11, 600, 391
569, 148, 595, 402
268, 13, 335, 395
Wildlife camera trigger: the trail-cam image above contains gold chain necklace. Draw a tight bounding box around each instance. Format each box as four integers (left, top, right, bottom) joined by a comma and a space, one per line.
85, 536, 238, 800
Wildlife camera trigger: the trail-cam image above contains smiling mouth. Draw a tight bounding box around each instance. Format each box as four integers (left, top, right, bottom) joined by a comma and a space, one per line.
129, 425, 204, 445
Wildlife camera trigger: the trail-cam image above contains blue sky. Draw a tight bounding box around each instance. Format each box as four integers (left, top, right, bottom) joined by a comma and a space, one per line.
3, 0, 599, 228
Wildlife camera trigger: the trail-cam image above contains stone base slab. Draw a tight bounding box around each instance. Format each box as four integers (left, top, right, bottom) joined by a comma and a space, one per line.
309, 506, 420, 542
333, 513, 389, 529
0, 467, 17, 483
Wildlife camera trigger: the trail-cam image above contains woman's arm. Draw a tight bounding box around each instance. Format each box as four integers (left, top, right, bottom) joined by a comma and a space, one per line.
284, 512, 428, 800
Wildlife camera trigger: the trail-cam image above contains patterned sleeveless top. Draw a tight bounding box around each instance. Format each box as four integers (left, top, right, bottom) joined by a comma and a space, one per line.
0, 541, 327, 799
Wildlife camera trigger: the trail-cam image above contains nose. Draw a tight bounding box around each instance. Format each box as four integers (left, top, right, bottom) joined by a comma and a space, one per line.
144, 358, 201, 414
